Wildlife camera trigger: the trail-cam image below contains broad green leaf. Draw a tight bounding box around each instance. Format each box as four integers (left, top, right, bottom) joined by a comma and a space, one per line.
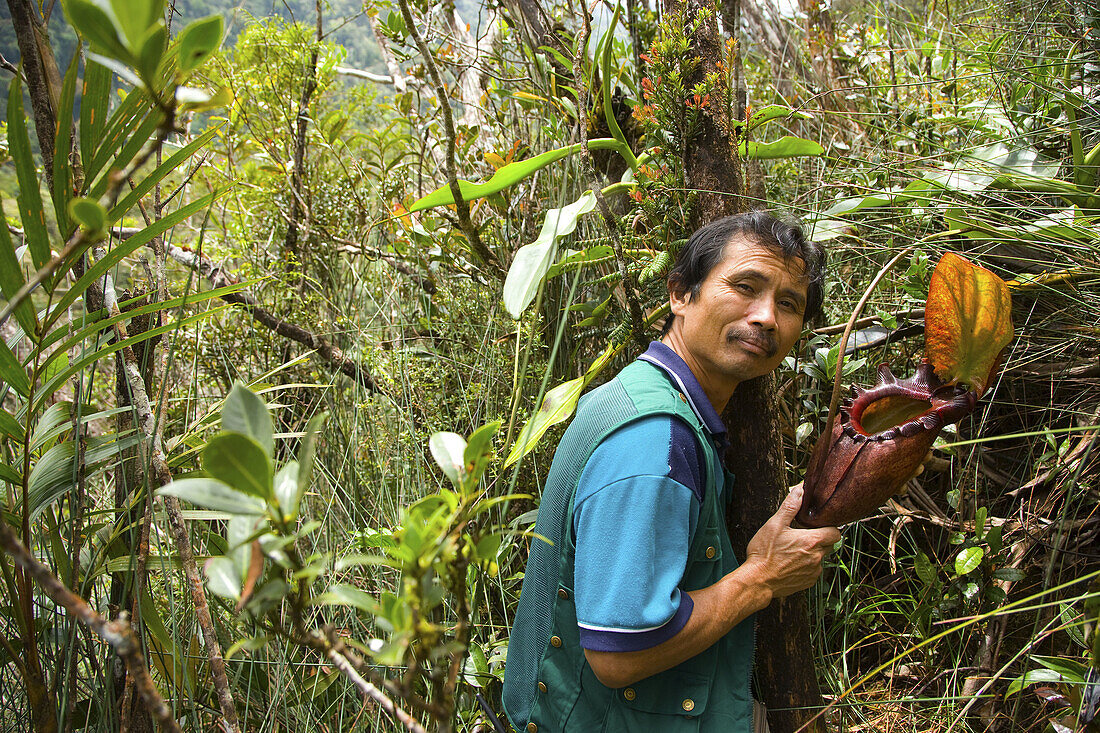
221, 384, 274, 457
177, 15, 223, 73
136, 23, 167, 86
0, 410, 23, 441
109, 0, 164, 49
273, 460, 299, 519
0, 461, 21, 485
741, 136, 824, 160
7, 76, 51, 271
203, 433, 273, 500
925, 252, 1013, 396
62, 0, 131, 63
0, 197, 38, 336
157, 477, 266, 515
408, 140, 622, 212
464, 421, 501, 485
955, 546, 985, 576
914, 551, 937, 586
0, 339, 31, 397
744, 104, 811, 133
1005, 668, 1071, 698
68, 197, 108, 232
503, 191, 597, 318
504, 376, 586, 467
313, 584, 375, 614
80, 58, 113, 178
545, 245, 614, 278
430, 432, 467, 486
204, 556, 242, 599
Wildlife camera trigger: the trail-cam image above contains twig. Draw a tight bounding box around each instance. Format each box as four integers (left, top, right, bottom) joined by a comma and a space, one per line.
0, 520, 182, 733
395, 0, 501, 275
164, 244, 380, 391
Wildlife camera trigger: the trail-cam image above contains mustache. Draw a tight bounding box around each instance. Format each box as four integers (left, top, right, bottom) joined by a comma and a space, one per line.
725, 327, 778, 357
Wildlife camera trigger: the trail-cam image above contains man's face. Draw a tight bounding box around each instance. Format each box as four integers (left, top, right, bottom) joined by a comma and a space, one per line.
669, 235, 809, 395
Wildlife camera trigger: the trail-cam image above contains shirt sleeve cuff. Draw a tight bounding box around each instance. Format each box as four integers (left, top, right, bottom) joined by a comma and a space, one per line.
577, 592, 694, 652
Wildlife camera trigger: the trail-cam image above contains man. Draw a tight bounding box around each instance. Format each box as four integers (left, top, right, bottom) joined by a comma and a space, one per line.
502, 212, 842, 732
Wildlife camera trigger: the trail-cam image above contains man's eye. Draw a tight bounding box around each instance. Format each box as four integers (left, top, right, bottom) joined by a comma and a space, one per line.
734, 283, 754, 294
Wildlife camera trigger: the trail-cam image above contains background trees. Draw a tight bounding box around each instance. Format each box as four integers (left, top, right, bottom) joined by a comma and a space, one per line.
1, 0, 1097, 731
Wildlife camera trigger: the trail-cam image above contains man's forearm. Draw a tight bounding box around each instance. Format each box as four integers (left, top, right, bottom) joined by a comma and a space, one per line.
583, 562, 773, 689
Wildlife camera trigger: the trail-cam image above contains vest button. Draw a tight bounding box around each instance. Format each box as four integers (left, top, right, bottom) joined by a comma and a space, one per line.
682, 698, 695, 712
705, 546, 716, 559
678, 393, 687, 403
537, 681, 547, 693
557, 588, 569, 600
550, 635, 562, 648
623, 687, 636, 701
527, 723, 538, 733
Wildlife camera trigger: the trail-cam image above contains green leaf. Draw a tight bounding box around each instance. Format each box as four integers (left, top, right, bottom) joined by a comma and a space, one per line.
744, 104, 811, 134
598, 2, 638, 171
0, 410, 23, 441
503, 191, 597, 318
7, 76, 51, 272
68, 197, 108, 231
203, 433, 273, 500
464, 421, 501, 485
410, 142, 594, 212
504, 376, 586, 467
110, 0, 164, 49
1005, 668, 1071, 698
741, 136, 825, 160
221, 383, 274, 457
28, 433, 142, 520
204, 556, 242, 599
30, 401, 75, 452
334, 554, 397, 571
177, 15, 223, 73
430, 432, 467, 486
62, 0, 131, 63
157, 477, 266, 515
80, 58, 113, 178
273, 460, 299, 519
296, 412, 327, 499
0, 339, 31, 397
955, 546, 985, 576
52, 52, 80, 237
0, 461, 22, 486
914, 551, 937, 586
135, 23, 167, 87
0, 196, 38, 337
313, 584, 375, 614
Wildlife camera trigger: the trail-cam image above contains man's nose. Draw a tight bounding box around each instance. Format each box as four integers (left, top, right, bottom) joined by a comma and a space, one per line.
748, 297, 778, 331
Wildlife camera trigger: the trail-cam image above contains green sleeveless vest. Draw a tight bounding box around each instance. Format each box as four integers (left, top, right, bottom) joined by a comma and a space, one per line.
502, 360, 756, 732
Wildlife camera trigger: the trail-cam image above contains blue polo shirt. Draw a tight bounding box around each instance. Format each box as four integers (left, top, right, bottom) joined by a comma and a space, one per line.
573, 341, 728, 652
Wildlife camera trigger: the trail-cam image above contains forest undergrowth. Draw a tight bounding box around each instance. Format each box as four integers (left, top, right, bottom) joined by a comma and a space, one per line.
0, 0, 1097, 730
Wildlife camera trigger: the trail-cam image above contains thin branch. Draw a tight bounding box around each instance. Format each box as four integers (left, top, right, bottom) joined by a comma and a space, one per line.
395, 0, 502, 276
164, 243, 381, 391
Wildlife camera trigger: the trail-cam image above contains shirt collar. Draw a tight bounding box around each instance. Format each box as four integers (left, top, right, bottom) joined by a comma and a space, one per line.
637, 341, 727, 439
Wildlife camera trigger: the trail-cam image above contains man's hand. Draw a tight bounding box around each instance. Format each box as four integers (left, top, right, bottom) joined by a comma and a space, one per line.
742, 486, 840, 600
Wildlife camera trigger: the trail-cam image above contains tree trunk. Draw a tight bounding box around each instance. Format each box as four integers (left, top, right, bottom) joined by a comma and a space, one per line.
663, 1, 827, 729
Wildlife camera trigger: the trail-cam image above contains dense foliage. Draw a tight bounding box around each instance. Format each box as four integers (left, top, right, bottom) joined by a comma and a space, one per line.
1, 0, 1098, 731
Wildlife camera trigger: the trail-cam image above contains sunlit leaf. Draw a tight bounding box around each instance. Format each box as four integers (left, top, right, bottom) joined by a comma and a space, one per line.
954, 546, 985, 576
273, 460, 299, 519
177, 15, 223, 73
741, 136, 824, 160
503, 191, 597, 318
7, 76, 51, 272
504, 376, 585, 467
204, 556, 242, 599
222, 384, 274, 457
430, 432, 467, 486
157, 477, 266, 515
68, 197, 108, 231
312, 584, 376, 614
0, 199, 38, 336
203, 433, 273, 500
925, 252, 1013, 396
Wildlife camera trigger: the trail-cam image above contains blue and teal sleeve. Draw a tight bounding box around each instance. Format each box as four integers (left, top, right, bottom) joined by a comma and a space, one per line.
572, 415, 704, 652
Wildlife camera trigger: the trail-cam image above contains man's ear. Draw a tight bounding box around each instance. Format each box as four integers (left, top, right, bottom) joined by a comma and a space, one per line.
667, 280, 691, 316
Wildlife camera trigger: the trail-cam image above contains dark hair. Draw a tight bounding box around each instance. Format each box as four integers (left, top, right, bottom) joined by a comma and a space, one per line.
663, 211, 826, 333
